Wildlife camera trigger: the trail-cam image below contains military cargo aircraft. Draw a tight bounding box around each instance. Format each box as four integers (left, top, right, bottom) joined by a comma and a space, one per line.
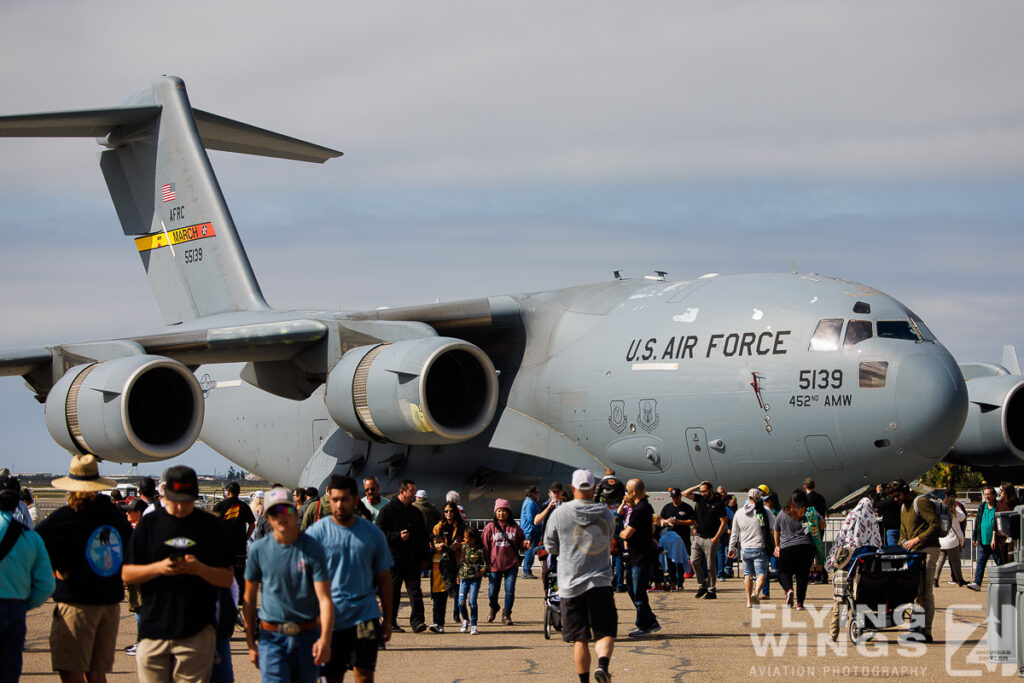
0, 77, 1018, 514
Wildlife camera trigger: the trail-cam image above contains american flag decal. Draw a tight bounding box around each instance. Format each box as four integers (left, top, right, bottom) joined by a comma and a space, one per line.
161, 183, 176, 203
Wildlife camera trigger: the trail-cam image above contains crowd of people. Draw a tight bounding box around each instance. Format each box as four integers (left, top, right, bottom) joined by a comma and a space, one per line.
0, 457, 1019, 682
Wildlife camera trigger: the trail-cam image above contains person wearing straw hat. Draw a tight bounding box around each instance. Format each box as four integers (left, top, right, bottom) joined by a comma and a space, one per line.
123, 465, 234, 682
36, 454, 132, 682
0, 469, 54, 681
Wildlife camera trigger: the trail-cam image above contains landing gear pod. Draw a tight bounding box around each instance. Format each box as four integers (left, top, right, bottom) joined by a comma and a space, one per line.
44, 355, 205, 463
326, 337, 499, 445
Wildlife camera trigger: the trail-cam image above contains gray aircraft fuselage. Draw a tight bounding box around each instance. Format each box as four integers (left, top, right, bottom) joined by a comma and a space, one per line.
197, 271, 967, 513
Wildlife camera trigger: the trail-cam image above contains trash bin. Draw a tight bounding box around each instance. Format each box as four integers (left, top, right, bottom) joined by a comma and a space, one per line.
1016, 569, 1024, 675
988, 562, 1021, 663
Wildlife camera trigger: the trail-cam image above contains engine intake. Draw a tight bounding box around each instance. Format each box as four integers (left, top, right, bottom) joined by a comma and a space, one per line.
326, 337, 498, 445
951, 374, 1024, 466
44, 355, 205, 463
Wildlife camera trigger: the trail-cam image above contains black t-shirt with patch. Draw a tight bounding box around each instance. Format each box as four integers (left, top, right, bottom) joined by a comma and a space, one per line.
627, 499, 658, 566
36, 495, 133, 605
659, 500, 695, 548
212, 497, 255, 556
126, 506, 232, 640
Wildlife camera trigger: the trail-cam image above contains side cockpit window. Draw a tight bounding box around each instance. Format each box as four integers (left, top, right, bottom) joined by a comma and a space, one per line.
844, 319, 873, 347
809, 318, 843, 352
877, 320, 920, 341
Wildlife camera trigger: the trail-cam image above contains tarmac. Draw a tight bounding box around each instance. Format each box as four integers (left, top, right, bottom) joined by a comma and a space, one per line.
20, 575, 1011, 682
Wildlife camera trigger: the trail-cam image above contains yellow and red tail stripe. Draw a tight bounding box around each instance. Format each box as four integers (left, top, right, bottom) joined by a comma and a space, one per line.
135, 222, 216, 252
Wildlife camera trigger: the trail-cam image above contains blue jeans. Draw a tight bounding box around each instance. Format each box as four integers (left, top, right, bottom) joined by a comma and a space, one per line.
210, 635, 233, 683
625, 561, 658, 631
0, 600, 27, 682
258, 627, 321, 682
974, 543, 1003, 585
522, 531, 542, 575
458, 578, 481, 625
488, 568, 518, 612
613, 555, 625, 588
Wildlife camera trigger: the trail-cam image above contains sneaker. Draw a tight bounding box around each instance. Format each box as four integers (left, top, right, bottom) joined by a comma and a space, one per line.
412, 623, 427, 633
460, 620, 469, 633
615, 585, 629, 593
947, 580, 961, 586
391, 623, 406, 633
785, 590, 794, 606
966, 583, 981, 591
651, 622, 662, 633
694, 586, 708, 599
628, 628, 652, 638
704, 590, 717, 600
521, 571, 537, 579
428, 624, 441, 634
595, 665, 611, 683
124, 642, 138, 656
470, 625, 478, 635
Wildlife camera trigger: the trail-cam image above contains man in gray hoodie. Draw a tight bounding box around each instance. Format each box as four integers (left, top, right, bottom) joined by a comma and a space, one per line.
727, 488, 776, 608
544, 469, 617, 683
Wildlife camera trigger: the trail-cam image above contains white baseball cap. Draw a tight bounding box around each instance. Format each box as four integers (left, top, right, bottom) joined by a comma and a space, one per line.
571, 469, 595, 490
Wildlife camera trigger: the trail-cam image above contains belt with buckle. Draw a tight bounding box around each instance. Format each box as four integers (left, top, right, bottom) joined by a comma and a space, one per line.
260, 619, 319, 636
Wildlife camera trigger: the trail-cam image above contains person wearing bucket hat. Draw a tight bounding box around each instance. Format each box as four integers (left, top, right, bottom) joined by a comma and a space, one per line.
0, 469, 54, 680
481, 497, 530, 625
243, 487, 333, 680
122, 465, 234, 682
36, 454, 132, 681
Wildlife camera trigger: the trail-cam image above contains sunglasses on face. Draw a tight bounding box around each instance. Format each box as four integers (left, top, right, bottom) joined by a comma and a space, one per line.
364, 487, 377, 492
268, 505, 295, 517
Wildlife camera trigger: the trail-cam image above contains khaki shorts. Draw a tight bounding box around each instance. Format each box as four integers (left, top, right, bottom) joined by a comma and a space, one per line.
137, 624, 216, 683
49, 602, 120, 673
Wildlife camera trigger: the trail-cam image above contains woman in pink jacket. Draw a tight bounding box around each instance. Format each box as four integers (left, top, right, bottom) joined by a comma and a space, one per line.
481, 499, 530, 626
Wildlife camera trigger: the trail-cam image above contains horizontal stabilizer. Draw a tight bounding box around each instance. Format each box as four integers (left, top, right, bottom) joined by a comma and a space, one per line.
0, 106, 160, 137
0, 106, 341, 163
193, 110, 341, 163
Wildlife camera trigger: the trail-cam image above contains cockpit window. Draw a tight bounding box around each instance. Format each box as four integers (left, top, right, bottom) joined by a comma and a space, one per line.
907, 311, 936, 342
809, 318, 843, 352
877, 320, 921, 341
844, 319, 873, 347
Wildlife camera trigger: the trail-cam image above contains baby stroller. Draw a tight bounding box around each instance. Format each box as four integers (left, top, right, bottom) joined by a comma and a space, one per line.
538, 549, 562, 639
828, 546, 926, 643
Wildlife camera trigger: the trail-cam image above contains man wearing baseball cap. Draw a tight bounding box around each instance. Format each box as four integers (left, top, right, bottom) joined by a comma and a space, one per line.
544, 468, 617, 683
244, 487, 333, 681
36, 454, 133, 682
123, 465, 234, 682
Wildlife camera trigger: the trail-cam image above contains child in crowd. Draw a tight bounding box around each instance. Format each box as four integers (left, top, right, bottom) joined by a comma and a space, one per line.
458, 528, 488, 635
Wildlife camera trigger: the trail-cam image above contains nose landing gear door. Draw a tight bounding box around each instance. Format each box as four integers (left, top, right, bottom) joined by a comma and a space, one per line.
686, 427, 717, 480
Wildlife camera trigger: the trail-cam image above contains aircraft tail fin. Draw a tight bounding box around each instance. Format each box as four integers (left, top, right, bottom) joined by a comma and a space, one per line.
0, 76, 342, 325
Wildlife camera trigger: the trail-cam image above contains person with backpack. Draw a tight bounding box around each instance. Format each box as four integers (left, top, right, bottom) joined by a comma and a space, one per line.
935, 488, 967, 587
0, 470, 54, 681
727, 488, 776, 608
893, 480, 941, 643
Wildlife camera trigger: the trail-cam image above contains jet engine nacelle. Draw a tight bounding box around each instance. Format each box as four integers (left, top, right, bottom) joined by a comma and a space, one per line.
44, 355, 205, 463
951, 374, 1024, 466
325, 337, 499, 445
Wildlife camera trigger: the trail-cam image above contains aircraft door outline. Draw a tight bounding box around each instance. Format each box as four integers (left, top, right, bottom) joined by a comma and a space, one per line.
686, 427, 717, 480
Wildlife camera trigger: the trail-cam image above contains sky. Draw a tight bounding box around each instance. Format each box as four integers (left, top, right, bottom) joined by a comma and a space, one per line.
0, 1, 1022, 478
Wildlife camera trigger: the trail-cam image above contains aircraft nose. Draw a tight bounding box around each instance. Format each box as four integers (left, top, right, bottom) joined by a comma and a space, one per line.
894, 351, 968, 459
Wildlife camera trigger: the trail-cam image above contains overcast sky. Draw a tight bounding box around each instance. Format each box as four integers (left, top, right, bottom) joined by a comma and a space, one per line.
1, 1, 1022, 478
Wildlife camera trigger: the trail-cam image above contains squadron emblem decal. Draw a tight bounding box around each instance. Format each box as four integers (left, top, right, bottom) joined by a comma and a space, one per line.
608, 400, 626, 434
638, 399, 660, 433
